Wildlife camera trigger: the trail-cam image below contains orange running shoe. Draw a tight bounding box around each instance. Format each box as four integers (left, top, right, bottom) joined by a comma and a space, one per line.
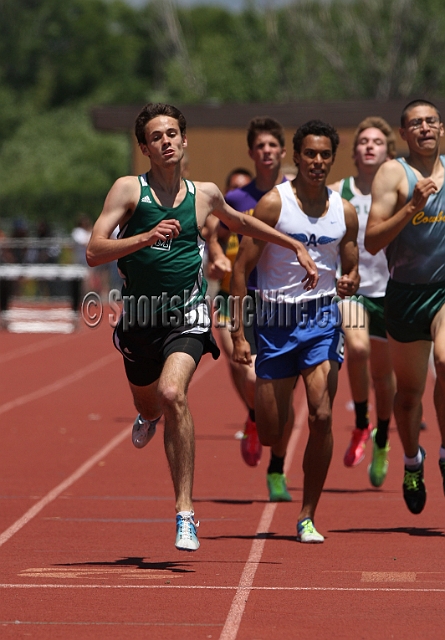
240, 416, 262, 466
344, 424, 373, 467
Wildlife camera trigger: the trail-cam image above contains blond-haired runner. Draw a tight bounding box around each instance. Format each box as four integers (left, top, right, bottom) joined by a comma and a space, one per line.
329, 117, 396, 486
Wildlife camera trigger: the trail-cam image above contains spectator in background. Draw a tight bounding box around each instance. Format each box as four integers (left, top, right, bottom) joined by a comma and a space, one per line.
34, 221, 60, 265
71, 215, 93, 265
71, 215, 94, 308
11, 219, 29, 264
0, 219, 29, 314
30, 220, 61, 298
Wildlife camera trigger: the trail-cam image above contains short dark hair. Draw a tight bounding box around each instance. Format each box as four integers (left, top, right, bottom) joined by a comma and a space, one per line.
352, 116, 396, 159
225, 167, 253, 191
400, 99, 441, 127
247, 116, 285, 150
135, 103, 187, 145
293, 120, 339, 155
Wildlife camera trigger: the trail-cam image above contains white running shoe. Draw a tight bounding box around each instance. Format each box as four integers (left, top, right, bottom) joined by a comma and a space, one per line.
297, 518, 324, 543
132, 414, 159, 449
175, 512, 200, 551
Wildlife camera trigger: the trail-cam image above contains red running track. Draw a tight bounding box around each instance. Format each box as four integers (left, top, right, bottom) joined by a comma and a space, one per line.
0, 312, 443, 639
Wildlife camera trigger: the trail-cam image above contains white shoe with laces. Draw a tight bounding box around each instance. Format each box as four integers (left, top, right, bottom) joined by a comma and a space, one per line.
175, 512, 200, 551
297, 518, 324, 543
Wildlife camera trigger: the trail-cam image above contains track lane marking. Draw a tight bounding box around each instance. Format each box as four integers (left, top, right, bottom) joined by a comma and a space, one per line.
220, 400, 308, 640
0, 353, 119, 416
0, 620, 223, 627
0, 348, 217, 417
0, 333, 77, 365
1, 584, 445, 592
0, 427, 129, 549
0, 355, 219, 548
361, 572, 416, 582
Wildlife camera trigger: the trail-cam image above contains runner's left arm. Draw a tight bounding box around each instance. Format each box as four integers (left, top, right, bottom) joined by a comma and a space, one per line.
199, 182, 318, 290
337, 200, 360, 299
230, 235, 263, 366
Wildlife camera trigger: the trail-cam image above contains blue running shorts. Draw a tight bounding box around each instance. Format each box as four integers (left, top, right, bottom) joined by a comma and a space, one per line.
255, 298, 344, 380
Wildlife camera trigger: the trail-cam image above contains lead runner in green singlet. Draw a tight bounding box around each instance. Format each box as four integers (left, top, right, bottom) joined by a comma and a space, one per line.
86, 102, 318, 552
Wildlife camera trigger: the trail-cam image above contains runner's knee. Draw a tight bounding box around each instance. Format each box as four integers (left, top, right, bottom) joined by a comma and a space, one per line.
158, 383, 187, 412
308, 409, 332, 433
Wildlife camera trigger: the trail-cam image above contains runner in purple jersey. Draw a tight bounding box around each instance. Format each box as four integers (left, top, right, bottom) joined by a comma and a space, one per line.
223, 178, 288, 289
208, 117, 296, 502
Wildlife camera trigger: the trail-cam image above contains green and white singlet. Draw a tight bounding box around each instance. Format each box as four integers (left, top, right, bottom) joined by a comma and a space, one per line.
117, 174, 207, 314
339, 176, 388, 297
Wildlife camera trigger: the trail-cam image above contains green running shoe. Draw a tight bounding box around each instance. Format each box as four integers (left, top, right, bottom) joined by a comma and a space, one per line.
368, 428, 390, 487
267, 473, 292, 502
296, 518, 324, 543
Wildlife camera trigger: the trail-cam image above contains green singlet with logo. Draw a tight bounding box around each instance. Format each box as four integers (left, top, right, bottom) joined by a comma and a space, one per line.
117, 174, 207, 314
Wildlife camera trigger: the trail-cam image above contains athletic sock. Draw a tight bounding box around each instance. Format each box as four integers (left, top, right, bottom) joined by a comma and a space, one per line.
267, 453, 285, 475
354, 401, 369, 430
375, 418, 390, 448
248, 408, 256, 423
404, 448, 423, 470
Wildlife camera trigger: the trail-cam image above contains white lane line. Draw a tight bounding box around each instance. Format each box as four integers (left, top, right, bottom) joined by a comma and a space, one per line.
0, 333, 76, 365
0, 355, 219, 548
362, 571, 416, 583
0, 620, 222, 628
0, 427, 129, 549
220, 401, 307, 640
0, 339, 217, 418
0, 352, 118, 416
1, 584, 444, 593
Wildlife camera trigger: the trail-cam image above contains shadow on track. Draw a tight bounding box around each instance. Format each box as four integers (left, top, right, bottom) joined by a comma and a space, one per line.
55, 557, 194, 573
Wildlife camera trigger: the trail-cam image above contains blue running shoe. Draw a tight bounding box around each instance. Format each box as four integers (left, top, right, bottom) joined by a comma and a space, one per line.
175, 512, 200, 551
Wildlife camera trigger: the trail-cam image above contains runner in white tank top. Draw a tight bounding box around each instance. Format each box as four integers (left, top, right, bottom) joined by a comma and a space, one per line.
231, 120, 359, 543
337, 176, 388, 297
329, 117, 397, 486
257, 181, 346, 302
